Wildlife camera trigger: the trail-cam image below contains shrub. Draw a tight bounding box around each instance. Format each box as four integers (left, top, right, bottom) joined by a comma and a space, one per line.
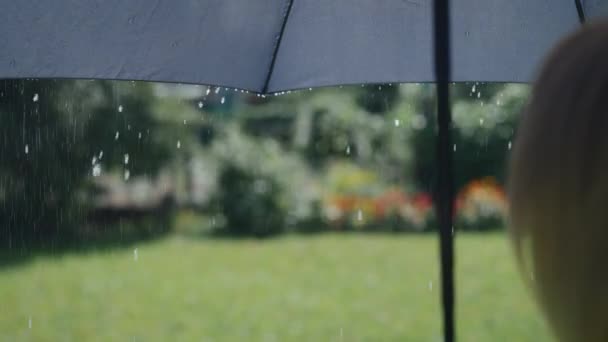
324, 189, 436, 232
217, 164, 286, 237
211, 126, 315, 237
454, 178, 508, 231
396, 193, 437, 232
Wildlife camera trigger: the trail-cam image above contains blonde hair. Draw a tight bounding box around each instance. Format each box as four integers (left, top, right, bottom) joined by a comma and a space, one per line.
508, 20, 608, 342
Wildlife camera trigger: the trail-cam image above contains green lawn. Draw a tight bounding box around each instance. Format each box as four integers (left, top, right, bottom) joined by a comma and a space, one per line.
0, 233, 551, 341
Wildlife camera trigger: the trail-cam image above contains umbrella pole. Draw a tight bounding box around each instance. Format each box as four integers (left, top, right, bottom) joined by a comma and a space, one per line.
433, 0, 455, 341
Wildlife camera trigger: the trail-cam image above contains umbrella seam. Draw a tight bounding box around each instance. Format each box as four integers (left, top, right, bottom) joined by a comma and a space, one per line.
262, 0, 295, 94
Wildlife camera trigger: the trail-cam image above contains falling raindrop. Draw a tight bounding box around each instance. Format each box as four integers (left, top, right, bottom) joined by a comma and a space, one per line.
309, 88, 313, 91
214, 87, 220, 94
99, 151, 103, 159
124, 169, 130, 181
508, 141, 512, 150
177, 140, 181, 149
24, 144, 29, 154
479, 118, 484, 126
357, 209, 363, 221
28, 317, 32, 329
32, 93, 39, 102
183, 120, 187, 125
115, 131, 120, 140
394, 119, 400, 127
428, 281, 433, 291
345, 145, 351, 155
378, 86, 382, 90
118, 105, 123, 113
138, 132, 142, 139
453, 144, 457, 152
198, 101, 204, 108
220, 96, 225, 104
91, 156, 97, 165
133, 248, 138, 261
471, 84, 476, 93
92, 164, 102, 177
205, 88, 211, 96
124, 154, 129, 165
477, 92, 481, 99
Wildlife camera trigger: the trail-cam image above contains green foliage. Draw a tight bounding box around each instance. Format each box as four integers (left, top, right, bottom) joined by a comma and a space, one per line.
410, 84, 528, 192
355, 83, 400, 114
217, 164, 285, 237
211, 126, 315, 237
0, 80, 173, 247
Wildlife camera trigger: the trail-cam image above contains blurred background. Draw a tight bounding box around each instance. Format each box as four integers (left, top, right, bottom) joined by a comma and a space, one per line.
0, 80, 549, 341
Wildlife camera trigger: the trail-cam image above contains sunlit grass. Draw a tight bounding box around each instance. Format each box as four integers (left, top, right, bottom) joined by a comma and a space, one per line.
0, 233, 550, 341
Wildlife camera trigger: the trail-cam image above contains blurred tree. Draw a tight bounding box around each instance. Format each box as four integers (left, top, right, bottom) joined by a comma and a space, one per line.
0, 79, 173, 248
410, 83, 528, 193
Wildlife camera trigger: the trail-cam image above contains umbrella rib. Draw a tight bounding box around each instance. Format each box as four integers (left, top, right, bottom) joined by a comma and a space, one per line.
262, 0, 295, 94
575, 0, 586, 23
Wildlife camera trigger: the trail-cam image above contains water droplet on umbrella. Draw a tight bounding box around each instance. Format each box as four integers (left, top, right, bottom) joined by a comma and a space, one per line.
124, 154, 129, 164
118, 105, 123, 113
32, 93, 39, 102
124, 169, 130, 181
92, 164, 102, 177
24, 144, 29, 154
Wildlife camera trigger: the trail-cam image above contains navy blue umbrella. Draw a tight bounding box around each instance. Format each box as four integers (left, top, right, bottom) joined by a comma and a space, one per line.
1, 1, 604, 341
0, 1, 602, 92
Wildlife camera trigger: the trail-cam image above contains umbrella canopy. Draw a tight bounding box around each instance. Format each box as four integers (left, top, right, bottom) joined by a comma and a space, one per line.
0, 0, 603, 93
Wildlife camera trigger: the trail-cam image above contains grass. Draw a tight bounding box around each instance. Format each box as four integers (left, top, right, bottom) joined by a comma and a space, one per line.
0, 233, 551, 341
